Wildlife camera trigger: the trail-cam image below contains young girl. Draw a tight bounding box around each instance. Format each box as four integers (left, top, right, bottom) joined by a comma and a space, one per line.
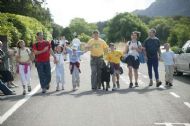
106, 43, 123, 91
161, 43, 175, 87
54, 45, 65, 91
16, 40, 32, 95
65, 45, 86, 91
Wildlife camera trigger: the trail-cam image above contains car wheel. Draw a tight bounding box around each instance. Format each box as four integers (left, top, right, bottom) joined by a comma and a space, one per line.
174, 68, 183, 76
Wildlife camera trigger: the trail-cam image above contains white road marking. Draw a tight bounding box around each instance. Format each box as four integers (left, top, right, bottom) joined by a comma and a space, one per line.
0, 66, 55, 125
155, 123, 190, 126
184, 102, 190, 109
170, 92, 180, 98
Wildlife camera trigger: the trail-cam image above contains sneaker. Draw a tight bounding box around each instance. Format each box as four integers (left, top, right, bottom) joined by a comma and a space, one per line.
168, 83, 173, 87
11, 82, 19, 87
112, 87, 117, 91
42, 88, 46, 93
28, 86, 32, 92
149, 80, 153, 86
129, 83, 133, 88
23, 90, 26, 95
62, 86, 64, 90
156, 81, 162, 87
116, 81, 120, 88
135, 82, 139, 87
56, 86, 59, 91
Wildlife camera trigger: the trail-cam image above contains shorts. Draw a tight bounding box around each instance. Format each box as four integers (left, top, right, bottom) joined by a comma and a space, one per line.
110, 63, 120, 75
126, 55, 140, 69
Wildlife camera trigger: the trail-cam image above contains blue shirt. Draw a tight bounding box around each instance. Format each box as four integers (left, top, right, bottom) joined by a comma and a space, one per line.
66, 48, 84, 63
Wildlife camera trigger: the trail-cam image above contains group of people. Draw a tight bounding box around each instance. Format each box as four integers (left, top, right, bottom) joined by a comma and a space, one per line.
0, 28, 176, 95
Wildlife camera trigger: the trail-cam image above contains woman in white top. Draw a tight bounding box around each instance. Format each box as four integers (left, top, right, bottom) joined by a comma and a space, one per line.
124, 31, 142, 88
16, 40, 32, 95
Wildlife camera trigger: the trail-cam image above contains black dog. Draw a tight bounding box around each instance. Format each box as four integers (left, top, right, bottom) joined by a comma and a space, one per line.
100, 61, 110, 91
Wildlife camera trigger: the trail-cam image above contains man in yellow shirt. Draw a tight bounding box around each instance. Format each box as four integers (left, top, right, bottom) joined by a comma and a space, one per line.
86, 30, 108, 90
106, 43, 123, 90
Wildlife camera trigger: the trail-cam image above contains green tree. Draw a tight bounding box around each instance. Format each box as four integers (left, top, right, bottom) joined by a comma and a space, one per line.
104, 12, 148, 43
69, 18, 97, 36
61, 27, 73, 42
52, 23, 63, 39
168, 17, 190, 47
0, 0, 52, 27
148, 17, 174, 44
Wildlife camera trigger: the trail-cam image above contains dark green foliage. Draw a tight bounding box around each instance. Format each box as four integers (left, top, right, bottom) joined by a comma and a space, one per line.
105, 12, 148, 43
0, 13, 51, 47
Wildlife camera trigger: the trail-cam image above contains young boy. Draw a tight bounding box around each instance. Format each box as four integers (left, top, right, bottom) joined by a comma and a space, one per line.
106, 43, 123, 91
161, 43, 175, 87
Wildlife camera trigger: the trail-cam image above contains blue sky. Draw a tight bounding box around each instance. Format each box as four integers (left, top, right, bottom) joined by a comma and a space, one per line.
46, 0, 155, 27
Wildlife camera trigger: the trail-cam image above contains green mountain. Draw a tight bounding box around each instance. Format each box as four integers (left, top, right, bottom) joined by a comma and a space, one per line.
133, 0, 190, 17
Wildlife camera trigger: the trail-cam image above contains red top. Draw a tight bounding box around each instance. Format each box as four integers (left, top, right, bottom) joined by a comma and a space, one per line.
32, 41, 51, 62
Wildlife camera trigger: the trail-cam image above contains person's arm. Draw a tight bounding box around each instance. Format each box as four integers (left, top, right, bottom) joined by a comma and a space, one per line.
123, 43, 129, 54
33, 46, 48, 55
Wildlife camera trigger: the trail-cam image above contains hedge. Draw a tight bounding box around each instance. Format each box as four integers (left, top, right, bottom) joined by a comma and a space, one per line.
0, 13, 52, 47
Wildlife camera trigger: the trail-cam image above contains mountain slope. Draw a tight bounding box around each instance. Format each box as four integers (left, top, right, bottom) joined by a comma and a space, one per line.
133, 0, 190, 17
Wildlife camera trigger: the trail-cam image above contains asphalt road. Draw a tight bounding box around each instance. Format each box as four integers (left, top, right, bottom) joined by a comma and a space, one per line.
0, 52, 190, 126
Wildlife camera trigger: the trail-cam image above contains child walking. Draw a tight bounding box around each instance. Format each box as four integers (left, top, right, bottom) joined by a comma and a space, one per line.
65, 44, 86, 91
16, 40, 32, 95
161, 43, 175, 87
54, 45, 65, 91
106, 43, 123, 91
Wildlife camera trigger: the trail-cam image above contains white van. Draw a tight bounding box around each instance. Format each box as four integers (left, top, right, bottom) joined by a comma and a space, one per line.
175, 40, 190, 75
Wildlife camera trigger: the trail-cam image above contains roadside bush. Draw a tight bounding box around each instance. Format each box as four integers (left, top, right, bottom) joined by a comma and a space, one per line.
171, 46, 181, 54
0, 13, 52, 47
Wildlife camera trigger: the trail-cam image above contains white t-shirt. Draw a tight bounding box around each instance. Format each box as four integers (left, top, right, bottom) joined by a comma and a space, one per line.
18, 48, 31, 62
55, 53, 64, 65
59, 39, 66, 45
161, 51, 175, 65
127, 41, 142, 57
72, 38, 81, 48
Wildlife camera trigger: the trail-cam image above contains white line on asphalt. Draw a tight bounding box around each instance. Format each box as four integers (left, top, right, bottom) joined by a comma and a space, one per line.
169, 92, 180, 98
184, 102, 190, 109
155, 123, 190, 126
0, 66, 55, 125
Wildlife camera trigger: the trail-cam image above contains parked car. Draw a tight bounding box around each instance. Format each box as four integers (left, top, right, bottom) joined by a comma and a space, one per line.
174, 40, 190, 75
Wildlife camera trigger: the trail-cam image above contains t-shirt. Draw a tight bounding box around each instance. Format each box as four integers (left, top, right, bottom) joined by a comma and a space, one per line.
55, 53, 64, 65
66, 48, 84, 63
32, 41, 51, 62
127, 41, 142, 57
106, 50, 123, 64
87, 38, 108, 57
18, 48, 31, 62
161, 51, 175, 65
144, 37, 160, 58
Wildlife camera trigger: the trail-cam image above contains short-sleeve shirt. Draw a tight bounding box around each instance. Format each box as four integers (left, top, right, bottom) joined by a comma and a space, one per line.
161, 51, 175, 65
143, 37, 160, 58
87, 38, 108, 57
32, 41, 51, 62
106, 50, 123, 64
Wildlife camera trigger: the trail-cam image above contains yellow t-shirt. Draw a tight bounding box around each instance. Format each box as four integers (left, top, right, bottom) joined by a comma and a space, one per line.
106, 50, 123, 64
87, 38, 108, 57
